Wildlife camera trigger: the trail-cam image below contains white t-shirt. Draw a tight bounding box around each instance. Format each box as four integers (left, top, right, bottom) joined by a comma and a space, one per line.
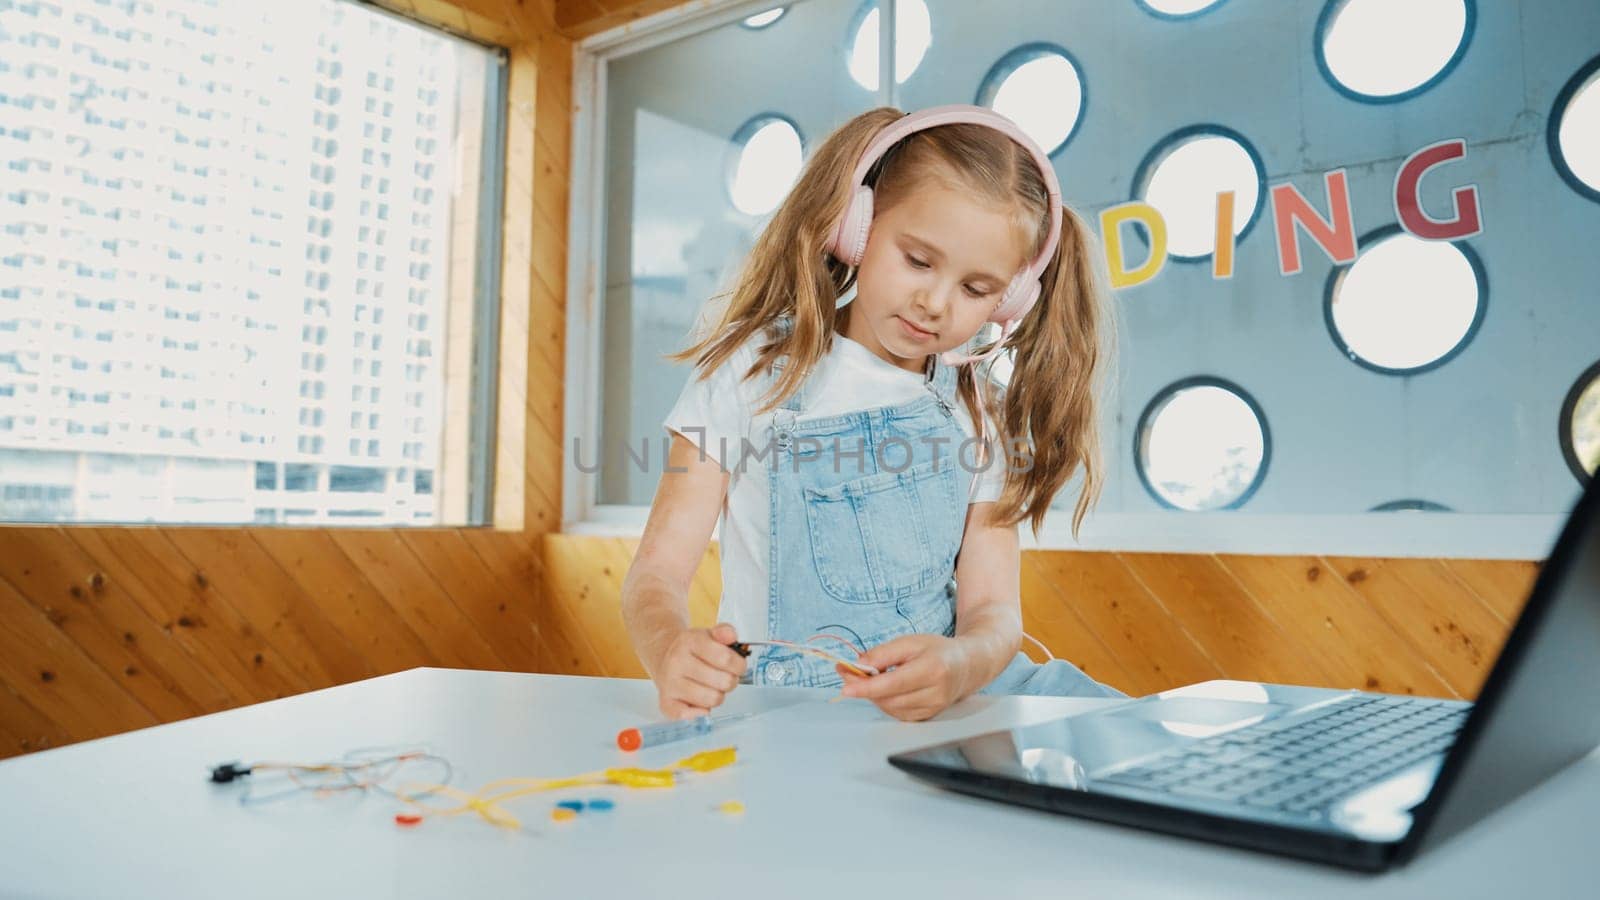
662, 327, 1007, 643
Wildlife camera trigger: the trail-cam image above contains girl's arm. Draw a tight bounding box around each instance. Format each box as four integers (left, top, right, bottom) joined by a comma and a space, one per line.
621, 432, 748, 718
840, 500, 1022, 720
948, 499, 1025, 687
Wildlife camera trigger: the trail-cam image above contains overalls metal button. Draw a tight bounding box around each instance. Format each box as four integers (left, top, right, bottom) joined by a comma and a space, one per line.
764, 661, 788, 684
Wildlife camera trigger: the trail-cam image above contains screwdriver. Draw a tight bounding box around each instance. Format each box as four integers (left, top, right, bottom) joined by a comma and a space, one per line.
616, 712, 754, 752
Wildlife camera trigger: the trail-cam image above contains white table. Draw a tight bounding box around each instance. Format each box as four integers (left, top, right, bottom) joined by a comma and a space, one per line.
0, 668, 1592, 899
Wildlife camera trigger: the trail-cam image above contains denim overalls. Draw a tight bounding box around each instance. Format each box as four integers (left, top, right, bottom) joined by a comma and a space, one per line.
746, 317, 1124, 700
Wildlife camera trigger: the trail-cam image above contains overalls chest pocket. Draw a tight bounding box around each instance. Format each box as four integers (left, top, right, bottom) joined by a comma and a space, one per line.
802, 458, 962, 605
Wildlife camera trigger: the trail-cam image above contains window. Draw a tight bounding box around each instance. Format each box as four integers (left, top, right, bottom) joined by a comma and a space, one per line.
1316, 0, 1473, 102
726, 115, 803, 217
1133, 125, 1265, 261
1561, 360, 1600, 486
1136, 378, 1270, 511
1550, 55, 1600, 203
284, 464, 317, 491
254, 462, 278, 490
741, 7, 787, 29
329, 465, 385, 492
976, 44, 1084, 157
847, 0, 930, 91
1135, 0, 1228, 19
1324, 226, 1485, 374
1370, 500, 1453, 512
0, 0, 505, 527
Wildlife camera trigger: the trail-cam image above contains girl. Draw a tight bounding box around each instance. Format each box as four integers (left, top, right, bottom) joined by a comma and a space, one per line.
621, 104, 1125, 722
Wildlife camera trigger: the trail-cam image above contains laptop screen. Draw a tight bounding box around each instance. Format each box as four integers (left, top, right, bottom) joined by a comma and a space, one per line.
1405, 474, 1600, 860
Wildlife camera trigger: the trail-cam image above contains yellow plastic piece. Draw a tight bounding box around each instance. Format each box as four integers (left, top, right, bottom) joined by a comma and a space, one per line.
603, 767, 677, 788
717, 800, 745, 815
675, 747, 737, 773
550, 808, 578, 822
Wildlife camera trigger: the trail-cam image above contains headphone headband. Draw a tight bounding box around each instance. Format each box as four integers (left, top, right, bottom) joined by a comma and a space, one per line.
829, 104, 1064, 367
847, 105, 1063, 275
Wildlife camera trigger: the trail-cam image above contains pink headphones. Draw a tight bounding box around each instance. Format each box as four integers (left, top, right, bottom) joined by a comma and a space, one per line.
827, 104, 1063, 367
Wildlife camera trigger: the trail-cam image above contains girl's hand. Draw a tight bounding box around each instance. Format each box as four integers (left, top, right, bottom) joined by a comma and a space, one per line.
651, 623, 747, 719
836, 634, 970, 721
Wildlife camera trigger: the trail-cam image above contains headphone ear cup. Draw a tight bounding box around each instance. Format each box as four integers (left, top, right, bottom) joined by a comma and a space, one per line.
993, 273, 1041, 324
828, 186, 875, 266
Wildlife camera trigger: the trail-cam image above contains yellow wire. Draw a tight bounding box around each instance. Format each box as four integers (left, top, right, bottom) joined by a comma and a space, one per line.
739, 639, 879, 676
395, 748, 738, 830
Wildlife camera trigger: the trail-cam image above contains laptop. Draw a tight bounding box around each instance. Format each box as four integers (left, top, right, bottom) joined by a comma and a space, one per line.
889, 475, 1600, 872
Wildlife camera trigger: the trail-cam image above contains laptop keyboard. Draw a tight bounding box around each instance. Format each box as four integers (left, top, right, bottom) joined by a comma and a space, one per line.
1096, 695, 1469, 815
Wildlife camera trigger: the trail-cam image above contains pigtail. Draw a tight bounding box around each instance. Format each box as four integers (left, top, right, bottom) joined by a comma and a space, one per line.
665, 106, 907, 415
986, 204, 1115, 538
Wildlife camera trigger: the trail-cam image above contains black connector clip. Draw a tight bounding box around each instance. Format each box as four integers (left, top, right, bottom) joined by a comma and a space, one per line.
209, 761, 252, 783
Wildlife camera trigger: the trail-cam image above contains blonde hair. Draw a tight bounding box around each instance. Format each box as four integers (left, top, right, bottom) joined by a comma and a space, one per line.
667, 106, 1115, 538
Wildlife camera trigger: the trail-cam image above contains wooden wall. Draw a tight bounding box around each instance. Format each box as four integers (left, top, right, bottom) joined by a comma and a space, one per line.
543, 535, 1540, 702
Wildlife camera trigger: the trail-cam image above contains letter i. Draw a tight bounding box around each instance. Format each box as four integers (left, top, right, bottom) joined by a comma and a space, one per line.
1213, 190, 1235, 280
